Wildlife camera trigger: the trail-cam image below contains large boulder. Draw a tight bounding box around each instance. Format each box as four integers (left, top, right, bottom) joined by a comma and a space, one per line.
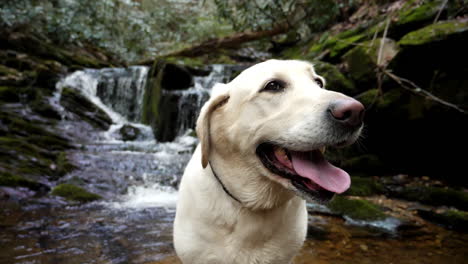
60, 87, 113, 130
141, 60, 195, 142
343, 38, 399, 86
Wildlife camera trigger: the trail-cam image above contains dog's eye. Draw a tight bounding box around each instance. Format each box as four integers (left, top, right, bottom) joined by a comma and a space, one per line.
315, 78, 324, 88
262, 80, 286, 92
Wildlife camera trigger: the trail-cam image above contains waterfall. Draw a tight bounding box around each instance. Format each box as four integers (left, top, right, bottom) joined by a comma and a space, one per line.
53, 64, 239, 209
57, 66, 149, 124
96, 67, 149, 122
168, 64, 244, 138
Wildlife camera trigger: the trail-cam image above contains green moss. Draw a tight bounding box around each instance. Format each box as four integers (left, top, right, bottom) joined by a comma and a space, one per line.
394, 186, 468, 210
141, 60, 164, 127
312, 61, 356, 95
0, 172, 46, 191
397, 0, 441, 27
399, 20, 468, 46
357, 89, 380, 107
343, 38, 399, 84
328, 196, 386, 221
329, 34, 366, 59
60, 87, 112, 130
345, 176, 385, 196
282, 45, 305, 59
55, 152, 76, 177
418, 209, 468, 232
51, 183, 101, 202
0, 65, 20, 76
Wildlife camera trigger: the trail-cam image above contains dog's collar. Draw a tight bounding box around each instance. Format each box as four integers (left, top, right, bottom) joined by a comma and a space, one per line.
209, 161, 242, 204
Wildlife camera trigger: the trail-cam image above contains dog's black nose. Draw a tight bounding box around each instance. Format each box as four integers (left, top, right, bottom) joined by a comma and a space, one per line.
328, 99, 365, 127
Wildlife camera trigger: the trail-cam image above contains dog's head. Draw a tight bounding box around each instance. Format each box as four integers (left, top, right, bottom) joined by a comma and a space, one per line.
196, 60, 364, 209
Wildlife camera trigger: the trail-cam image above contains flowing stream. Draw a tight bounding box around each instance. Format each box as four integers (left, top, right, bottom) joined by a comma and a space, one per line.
1, 64, 467, 264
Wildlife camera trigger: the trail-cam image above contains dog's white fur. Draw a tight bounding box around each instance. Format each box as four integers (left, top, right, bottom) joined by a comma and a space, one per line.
174, 60, 360, 264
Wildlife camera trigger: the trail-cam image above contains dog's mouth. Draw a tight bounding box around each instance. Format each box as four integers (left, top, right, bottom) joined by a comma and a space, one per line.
256, 143, 350, 203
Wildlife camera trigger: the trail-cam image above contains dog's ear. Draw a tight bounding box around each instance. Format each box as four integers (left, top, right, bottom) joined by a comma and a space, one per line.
196, 83, 230, 168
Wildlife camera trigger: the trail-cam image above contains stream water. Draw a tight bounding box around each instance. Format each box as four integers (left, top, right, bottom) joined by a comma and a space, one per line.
1, 65, 467, 264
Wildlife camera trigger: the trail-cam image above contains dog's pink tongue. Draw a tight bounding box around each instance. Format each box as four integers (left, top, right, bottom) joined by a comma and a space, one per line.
290, 151, 350, 194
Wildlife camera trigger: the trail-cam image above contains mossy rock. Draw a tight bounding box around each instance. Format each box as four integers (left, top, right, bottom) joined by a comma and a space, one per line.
0, 172, 48, 191
399, 20, 468, 46
304, 33, 367, 62
55, 152, 76, 177
345, 176, 385, 197
312, 61, 356, 95
343, 38, 399, 85
0, 110, 74, 180
51, 183, 101, 203
418, 209, 468, 232
329, 34, 366, 59
328, 195, 386, 221
392, 186, 468, 210
390, 0, 445, 39
141, 60, 164, 133
356, 88, 403, 111
60, 87, 113, 130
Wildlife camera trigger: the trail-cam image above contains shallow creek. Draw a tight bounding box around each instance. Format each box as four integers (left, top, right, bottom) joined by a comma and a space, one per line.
1, 65, 466, 264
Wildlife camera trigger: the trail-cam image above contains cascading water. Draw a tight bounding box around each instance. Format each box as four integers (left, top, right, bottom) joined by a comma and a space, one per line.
168, 64, 245, 137
2, 64, 240, 263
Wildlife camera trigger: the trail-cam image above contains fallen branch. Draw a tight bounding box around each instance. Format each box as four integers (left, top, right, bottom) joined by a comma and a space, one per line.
433, 0, 449, 24
137, 24, 289, 65
383, 69, 466, 114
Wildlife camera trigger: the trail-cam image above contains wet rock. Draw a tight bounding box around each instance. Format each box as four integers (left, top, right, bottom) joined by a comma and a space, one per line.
0, 110, 73, 181
344, 176, 385, 197
160, 63, 193, 91
51, 183, 101, 203
142, 60, 210, 142
418, 209, 468, 232
60, 87, 113, 130
119, 125, 140, 141
328, 196, 386, 221
312, 61, 356, 95
0, 172, 49, 192
0, 86, 20, 102
389, 186, 468, 211
29, 91, 61, 120
55, 152, 76, 178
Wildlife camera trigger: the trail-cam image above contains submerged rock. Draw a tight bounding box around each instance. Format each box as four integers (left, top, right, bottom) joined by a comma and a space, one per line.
51, 183, 102, 203
119, 124, 140, 141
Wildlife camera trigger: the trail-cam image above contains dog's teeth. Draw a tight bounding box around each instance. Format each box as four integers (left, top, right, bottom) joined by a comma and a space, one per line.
275, 147, 290, 161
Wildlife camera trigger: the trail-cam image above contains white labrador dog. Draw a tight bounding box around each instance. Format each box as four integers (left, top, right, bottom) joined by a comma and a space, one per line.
174, 59, 364, 264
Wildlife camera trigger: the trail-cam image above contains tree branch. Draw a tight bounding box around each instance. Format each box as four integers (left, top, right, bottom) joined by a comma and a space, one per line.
383, 70, 466, 114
